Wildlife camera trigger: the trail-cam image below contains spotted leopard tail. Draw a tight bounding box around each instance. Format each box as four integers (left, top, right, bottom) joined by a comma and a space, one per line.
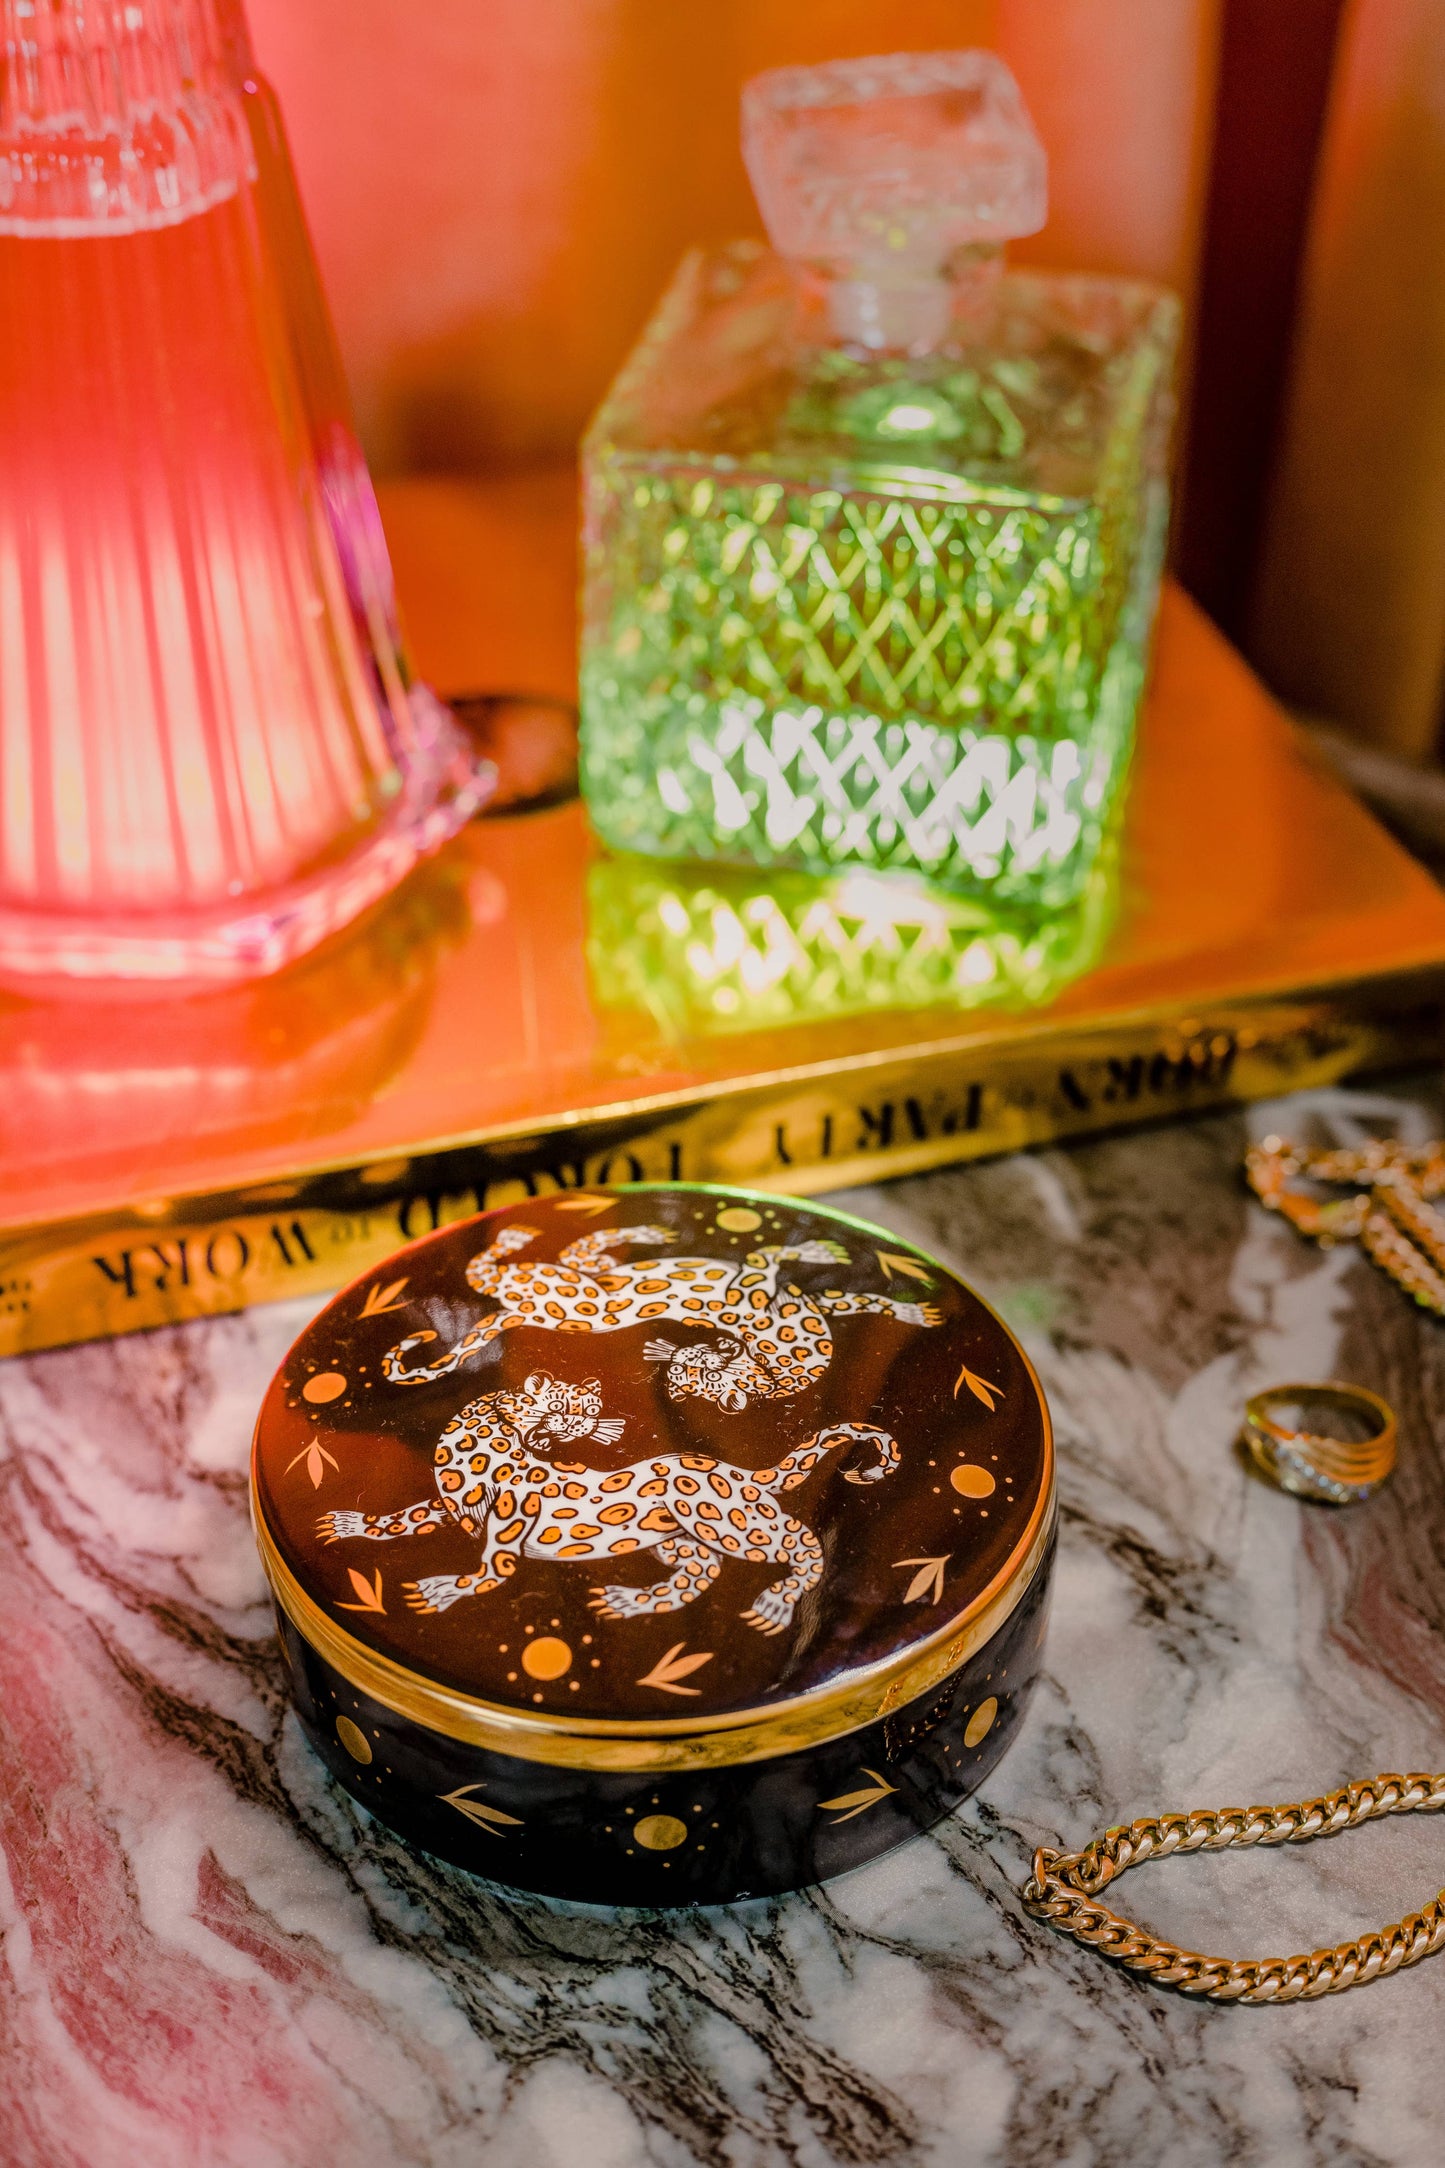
384, 1225, 548, 1383
382, 1314, 503, 1384
764, 1423, 899, 1492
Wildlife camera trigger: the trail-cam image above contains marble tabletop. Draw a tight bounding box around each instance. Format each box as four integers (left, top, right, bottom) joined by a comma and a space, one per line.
7, 1077, 1445, 2168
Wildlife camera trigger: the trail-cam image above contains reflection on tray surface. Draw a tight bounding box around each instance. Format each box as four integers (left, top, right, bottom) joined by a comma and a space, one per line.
586, 847, 1118, 1038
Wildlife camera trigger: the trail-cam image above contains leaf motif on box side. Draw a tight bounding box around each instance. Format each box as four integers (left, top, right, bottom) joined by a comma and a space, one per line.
818, 1769, 898, 1823
441, 1784, 523, 1833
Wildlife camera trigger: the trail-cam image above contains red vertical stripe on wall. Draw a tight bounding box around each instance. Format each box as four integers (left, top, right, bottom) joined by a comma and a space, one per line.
1175, 0, 1347, 633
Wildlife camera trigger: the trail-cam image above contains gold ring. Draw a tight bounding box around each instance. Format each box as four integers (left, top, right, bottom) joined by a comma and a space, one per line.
1242, 1382, 1397, 1505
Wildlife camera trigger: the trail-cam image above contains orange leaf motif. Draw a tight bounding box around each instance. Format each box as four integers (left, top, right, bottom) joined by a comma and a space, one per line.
636, 1642, 714, 1696
286, 1439, 339, 1489
818, 1769, 898, 1823
359, 1276, 410, 1319
337, 1567, 386, 1615
893, 1556, 950, 1605
440, 1784, 523, 1834
876, 1250, 934, 1285
552, 1195, 613, 1215
954, 1365, 1004, 1411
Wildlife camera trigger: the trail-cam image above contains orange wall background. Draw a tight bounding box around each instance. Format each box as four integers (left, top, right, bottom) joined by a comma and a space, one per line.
245, 0, 1221, 477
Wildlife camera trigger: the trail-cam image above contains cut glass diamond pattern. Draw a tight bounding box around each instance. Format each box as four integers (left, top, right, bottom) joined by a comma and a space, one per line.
582, 468, 1151, 905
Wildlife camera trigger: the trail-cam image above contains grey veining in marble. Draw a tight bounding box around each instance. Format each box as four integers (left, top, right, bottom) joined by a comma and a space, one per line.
5, 1081, 1445, 2167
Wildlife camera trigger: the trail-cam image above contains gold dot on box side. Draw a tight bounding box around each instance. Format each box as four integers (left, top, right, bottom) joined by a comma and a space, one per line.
335, 1716, 372, 1763
303, 1372, 347, 1404
964, 1697, 998, 1749
634, 1814, 689, 1851
716, 1207, 761, 1232
952, 1464, 996, 1499
522, 1636, 572, 1681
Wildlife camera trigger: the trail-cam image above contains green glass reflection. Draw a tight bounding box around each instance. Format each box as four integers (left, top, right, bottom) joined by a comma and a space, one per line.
586, 845, 1118, 1040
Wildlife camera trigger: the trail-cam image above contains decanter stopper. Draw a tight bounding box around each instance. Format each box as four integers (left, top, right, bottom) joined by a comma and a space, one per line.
741, 50, 1047, 353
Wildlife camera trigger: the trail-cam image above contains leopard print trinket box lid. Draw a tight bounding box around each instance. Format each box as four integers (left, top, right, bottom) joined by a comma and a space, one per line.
252, 1184, 1054, 1904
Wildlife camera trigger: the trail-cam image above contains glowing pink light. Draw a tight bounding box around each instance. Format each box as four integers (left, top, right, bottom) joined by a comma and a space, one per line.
0, 0, 491, 984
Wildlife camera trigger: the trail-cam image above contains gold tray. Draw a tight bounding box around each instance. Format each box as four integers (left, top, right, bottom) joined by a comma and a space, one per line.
2, 477, 1442, 1360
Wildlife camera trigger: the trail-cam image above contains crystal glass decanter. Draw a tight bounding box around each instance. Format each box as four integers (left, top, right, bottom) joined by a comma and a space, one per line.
580, 51, 1179, 911
0, 0, 492, 985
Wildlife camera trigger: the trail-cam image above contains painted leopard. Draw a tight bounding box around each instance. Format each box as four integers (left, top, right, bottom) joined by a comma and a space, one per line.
320, 1369, 899, 1633
381, 1221, 941, 1407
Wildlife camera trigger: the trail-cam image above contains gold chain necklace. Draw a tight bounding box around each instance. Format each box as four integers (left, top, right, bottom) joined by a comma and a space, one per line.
1023, 1773, 1445, 2001
1245, 1134, 1445, 1312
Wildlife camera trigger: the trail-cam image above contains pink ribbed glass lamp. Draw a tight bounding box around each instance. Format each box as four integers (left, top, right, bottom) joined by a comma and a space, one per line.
0, 0, 493, 986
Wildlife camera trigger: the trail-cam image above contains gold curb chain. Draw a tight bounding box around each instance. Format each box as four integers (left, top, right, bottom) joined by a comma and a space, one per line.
1245, 1136, 1445, 1314
1022, 1773, 1445, 2002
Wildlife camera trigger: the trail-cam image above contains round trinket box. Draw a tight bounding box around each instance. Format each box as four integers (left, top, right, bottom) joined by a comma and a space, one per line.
252, 1185, 1054, 1904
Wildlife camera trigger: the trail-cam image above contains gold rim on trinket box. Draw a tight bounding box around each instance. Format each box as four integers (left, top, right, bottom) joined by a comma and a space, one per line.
1241, 1381, 1396, 1505
250, 1188, 1056, 1774
254, 1501, 1054, 1773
